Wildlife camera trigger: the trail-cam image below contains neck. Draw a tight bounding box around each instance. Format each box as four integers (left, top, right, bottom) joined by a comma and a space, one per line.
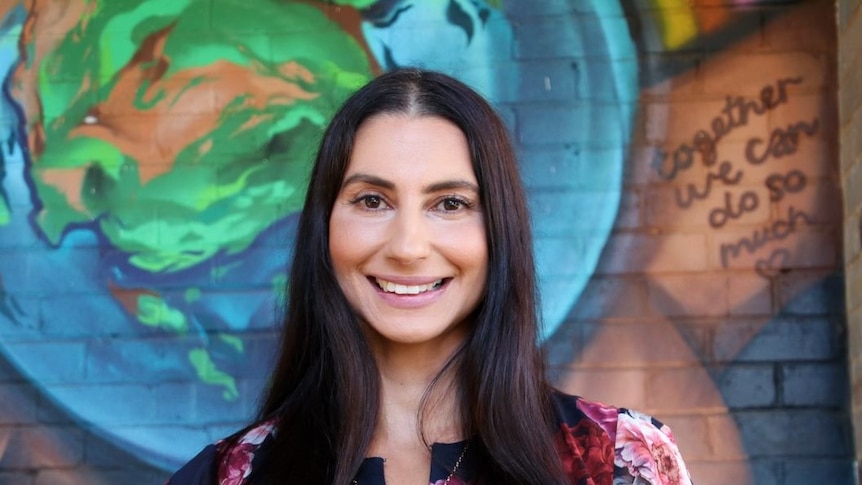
367, 331, 467, 453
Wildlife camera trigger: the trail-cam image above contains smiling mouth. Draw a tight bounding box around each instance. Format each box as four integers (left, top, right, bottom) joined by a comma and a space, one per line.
374, 277, 446, 295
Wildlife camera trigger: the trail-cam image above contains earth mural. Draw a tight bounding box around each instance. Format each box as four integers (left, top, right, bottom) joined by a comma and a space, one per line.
0, 0, 635, 470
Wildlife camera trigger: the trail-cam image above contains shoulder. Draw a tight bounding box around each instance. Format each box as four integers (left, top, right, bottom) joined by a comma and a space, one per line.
611, 406, 694, 484
216, 420, 277, 484
549, 391, 618, 484
167, 420, 277, 485
167, 444, 218, 485
550, 390, 694, 485
550, 390, 619, 434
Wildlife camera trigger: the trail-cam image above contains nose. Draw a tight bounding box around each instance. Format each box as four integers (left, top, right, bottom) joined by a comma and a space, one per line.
385, 208, 431, 264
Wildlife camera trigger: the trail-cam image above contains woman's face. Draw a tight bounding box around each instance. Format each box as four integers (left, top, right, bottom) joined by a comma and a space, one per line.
329, 114, 488, 351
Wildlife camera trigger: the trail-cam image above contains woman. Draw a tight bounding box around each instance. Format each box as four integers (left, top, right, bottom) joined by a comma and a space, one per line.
169, 68, 693, 485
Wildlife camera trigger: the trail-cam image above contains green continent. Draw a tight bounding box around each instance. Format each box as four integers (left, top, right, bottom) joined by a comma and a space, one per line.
137, 294, 188, 333
188, 348, 239, 401
30, 0, 372, 272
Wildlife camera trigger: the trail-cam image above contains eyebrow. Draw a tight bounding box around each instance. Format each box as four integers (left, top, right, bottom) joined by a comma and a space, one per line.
341, 173, 480, 194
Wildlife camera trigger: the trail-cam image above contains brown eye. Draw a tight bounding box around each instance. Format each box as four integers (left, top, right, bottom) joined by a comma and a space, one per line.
348, 193, 390, 211
361, 195, 384, 209
442, 199, 462, 211
436, 197, 472, 212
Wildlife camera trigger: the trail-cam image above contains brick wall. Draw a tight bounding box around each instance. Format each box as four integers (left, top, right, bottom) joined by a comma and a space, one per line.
550, 1, 854, 484
840, 0, 862, 481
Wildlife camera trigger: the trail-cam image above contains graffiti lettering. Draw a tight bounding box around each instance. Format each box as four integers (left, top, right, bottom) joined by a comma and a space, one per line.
653, 76, 803, 180
719, 206, 815, 268
745, 118, 819, 165
709, 191, 759, 228
674, 160, 742, 208
765, 170, 807, 202
754, 248, 791, 278
661, 75, 821, 279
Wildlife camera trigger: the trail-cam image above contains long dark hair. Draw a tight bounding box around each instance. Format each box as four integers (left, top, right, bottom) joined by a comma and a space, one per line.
241, 68, 566, 484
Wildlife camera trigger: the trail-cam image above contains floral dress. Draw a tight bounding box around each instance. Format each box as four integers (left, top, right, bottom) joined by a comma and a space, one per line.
168, 392, 693, 485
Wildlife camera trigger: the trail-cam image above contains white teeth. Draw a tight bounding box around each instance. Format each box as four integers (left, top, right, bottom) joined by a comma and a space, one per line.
376, 278, 443, 295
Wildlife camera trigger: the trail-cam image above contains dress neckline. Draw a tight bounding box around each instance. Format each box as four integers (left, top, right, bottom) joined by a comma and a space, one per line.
354, 440, 475, 484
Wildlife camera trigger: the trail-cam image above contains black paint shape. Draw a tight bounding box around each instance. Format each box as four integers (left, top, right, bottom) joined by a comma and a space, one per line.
380, 43, 399, 70
446, 0, 474, 43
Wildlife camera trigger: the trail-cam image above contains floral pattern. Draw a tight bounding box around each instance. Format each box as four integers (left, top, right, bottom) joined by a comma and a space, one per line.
168, 394, 693, 485
556, 419, 615, 484
614, 410, 692, 484
577, 399, 621, 442
561, 399, 692, 484
216, 421, 275, 485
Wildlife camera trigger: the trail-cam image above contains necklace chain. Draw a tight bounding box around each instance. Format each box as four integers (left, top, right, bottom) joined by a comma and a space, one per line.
351, 441, 469, 485
443, 441, 469, 485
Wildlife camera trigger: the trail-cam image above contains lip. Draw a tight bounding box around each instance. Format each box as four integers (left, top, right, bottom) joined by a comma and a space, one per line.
367, 275, 451, 309
370, 275, 447, 286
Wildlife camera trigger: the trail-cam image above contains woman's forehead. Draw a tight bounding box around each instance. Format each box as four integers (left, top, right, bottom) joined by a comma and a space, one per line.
343, 114, 475, 183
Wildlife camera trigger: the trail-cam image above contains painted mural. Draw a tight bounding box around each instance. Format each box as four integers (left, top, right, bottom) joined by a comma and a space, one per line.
0, 0, 850, 483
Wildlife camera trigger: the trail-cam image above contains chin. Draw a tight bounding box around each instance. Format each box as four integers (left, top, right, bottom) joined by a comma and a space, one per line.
365, 323, 469, 349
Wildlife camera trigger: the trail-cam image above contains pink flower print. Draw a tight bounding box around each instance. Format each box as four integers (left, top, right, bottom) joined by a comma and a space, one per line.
577, 398, 620, 442
219, 443, 256, 485
239, 421, 275, 445
615, 412, 692, 485
217, 421, 276, 485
